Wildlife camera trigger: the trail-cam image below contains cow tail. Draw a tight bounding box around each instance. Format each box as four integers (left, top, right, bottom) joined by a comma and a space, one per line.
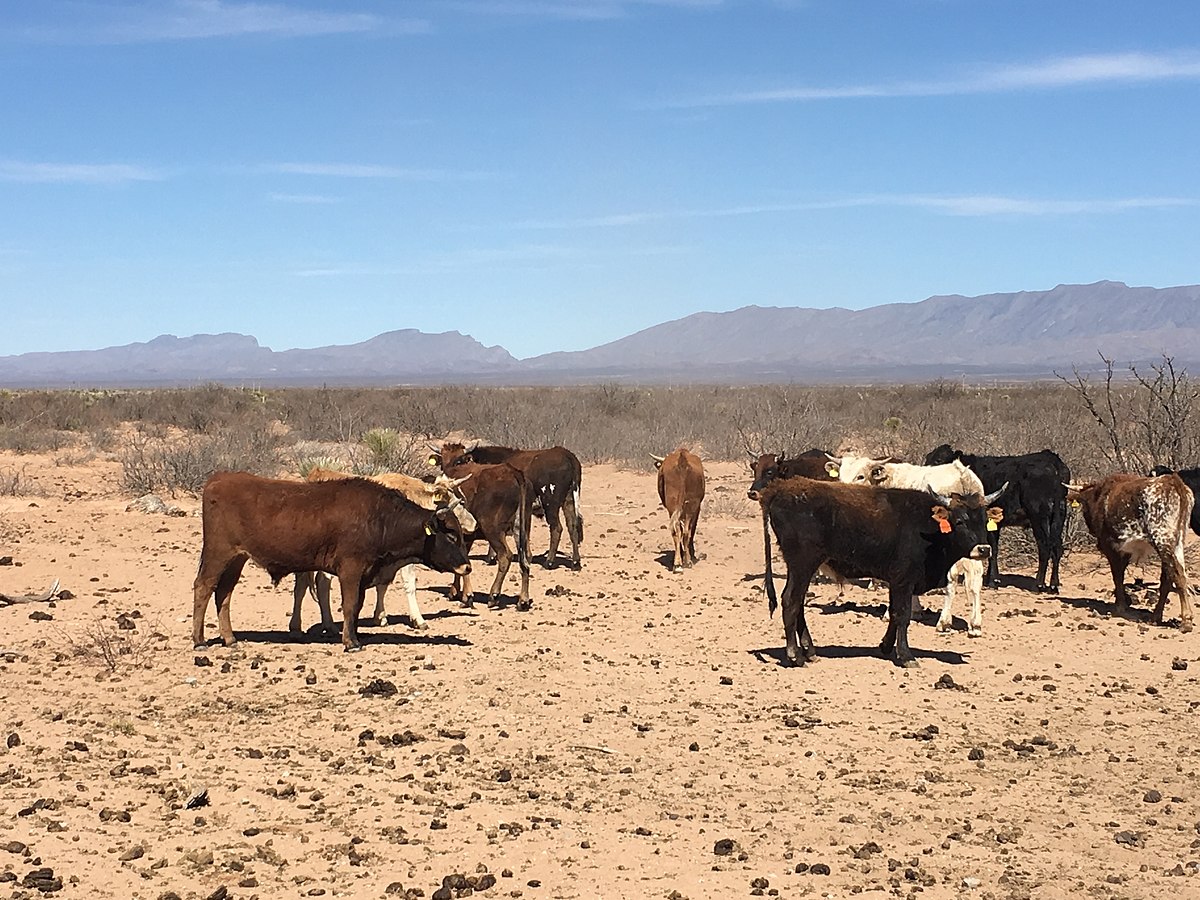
762, 507, 778, 617
573, 483, 584, 545
518, 478, 532, 575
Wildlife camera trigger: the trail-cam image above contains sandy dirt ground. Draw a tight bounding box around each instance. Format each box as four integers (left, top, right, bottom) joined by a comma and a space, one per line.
1, 451, 1199, 900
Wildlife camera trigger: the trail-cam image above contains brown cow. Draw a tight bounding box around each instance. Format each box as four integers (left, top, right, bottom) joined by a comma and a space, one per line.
1066, 473, 1193, 631
652, 448, 705, 572
432, 457, 534, 610
431, 442, 583, 569
293, 467, 476, 631
192, 472, 470, 652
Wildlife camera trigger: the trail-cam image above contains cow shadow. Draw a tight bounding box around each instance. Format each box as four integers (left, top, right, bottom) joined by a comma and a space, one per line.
213, 629, 472, 648
1053, 592, 1178, 626
654, 551, 679, 572
749, 644, 969, 668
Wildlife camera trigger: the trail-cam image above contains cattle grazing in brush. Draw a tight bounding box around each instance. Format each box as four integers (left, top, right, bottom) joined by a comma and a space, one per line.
291, 467, 477, 633
192, 472, 470, 652
651, 448, 705, 571
1066, 473, 1193, 632
925, 444, 1071, 593
824, 455, 1003, 637
746, 449, 835, 611
757, 476, 1006, 667
430, 442, 583, 570
428, 455, 534, 610
1148, 465, 1200, 537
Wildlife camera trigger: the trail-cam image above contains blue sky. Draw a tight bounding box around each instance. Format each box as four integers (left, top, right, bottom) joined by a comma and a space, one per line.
3, 0, 1199, 360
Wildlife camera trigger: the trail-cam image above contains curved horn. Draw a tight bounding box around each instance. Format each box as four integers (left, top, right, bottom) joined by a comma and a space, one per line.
465, 440, 479, 453
1063, 481, 1085, 492
649, 454, 666, 463
427, 441, 442, 453
982, 481, 1010, 505
926, 484, 953, 507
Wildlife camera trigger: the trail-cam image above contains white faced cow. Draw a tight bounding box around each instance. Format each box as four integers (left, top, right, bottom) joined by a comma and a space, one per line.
825, 455, 1004, 636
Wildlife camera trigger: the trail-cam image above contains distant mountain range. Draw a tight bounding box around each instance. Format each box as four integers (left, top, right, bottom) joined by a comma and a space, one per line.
4, 281, 1199, 386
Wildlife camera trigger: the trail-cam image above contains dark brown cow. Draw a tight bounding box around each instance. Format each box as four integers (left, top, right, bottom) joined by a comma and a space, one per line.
1066, 473, 1193, 631
746, 449, 835, 612
758, 476, 1004, 668
651, 448, 705, 571
431, 442, 583, 569
192, 472, 470, 652
434, 457, 534, 610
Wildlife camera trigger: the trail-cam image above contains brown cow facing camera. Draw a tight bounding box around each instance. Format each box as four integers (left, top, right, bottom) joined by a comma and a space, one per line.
652, 448, 705, 572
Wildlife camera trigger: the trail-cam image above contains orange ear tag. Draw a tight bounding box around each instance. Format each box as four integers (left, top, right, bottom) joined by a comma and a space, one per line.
986, 520, 998, 532
938, 519, 952, 534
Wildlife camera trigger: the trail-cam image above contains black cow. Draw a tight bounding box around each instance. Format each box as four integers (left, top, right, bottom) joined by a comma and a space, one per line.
757, 476, 1005, 668
1149, 465, 1200, 537
746, 449, 834, 613
925, 444, 1070, 593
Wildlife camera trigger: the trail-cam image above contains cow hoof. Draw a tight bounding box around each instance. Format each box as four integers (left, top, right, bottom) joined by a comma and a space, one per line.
935, 622, 952, 634
785, 655, 806, 668
967, 629, 983, 638
1181, 621, 1195, 634
192, 642, 207, 651
411, 621, 429, 632
343, 645, 364, 654
516, 600, 532, 612
899, 658, 920, 669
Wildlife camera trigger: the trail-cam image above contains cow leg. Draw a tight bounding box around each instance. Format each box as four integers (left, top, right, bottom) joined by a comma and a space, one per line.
337, 568, 368, 652
936, 566, 958, 634
669, 509, 687, 572
1029, 514, 1054, 592
965, 560, 984, 637
454, 537, 476, 607
370, 582, 392, 628
881, 583, 918, 667
212, 559, 246, 648
685, 501, 702, 567
289, 573, 311, 633
192, 552, 242, 649
487, 537, 513, 609
542, 486, 563, 569
399, 564, 428, 630
1047, 500, 1068, 593
1156, 540, 1192, 631
780, 568, 817, 666
311, 572, 337, 634
1106, 552, 1132, 616
561, 485, 583, 569
984, 527, 1002, 587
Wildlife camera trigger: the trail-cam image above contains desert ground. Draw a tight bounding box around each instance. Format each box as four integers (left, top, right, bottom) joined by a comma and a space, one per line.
1, 451, 1199, 900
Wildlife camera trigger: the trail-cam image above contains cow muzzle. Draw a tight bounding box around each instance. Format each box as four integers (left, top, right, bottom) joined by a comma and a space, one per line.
747, 489, 761, 501
969, 544, 991, 560
454, 561, 472, 576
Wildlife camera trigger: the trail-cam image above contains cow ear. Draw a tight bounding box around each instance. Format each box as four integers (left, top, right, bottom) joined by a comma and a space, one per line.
869, 465, 886, 485
427, 454, 440, 467
824, 461, 840, 478
424, 523, 434, 536
987, 507, 1003, 531
931, 505, 952, 533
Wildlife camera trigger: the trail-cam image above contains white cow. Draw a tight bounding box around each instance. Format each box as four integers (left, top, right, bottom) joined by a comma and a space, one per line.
824, 455, 1004, 637
291, 468, 476, 632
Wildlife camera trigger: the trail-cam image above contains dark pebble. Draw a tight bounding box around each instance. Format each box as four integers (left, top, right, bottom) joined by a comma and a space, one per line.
968, 747, 985, 761
496, 769, 512, 783
810, 863, 831, 875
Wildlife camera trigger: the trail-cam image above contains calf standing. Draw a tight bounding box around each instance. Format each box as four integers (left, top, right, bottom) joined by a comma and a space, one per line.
1067, 473, 1193, 631
652, 449, 705, 571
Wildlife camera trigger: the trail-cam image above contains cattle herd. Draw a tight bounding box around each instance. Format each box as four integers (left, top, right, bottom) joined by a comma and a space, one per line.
192, 438, 1197, 668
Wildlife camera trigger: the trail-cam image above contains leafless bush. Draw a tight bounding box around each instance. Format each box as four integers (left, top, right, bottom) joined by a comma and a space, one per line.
0, 465, 33, 496
1058, 353, 1200, 474
120, 422, 282, 496
58, 615, 168, 673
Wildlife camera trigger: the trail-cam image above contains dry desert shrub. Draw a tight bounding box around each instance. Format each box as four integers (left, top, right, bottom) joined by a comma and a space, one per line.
119, 421, 283, 495
57, 615, 168, 673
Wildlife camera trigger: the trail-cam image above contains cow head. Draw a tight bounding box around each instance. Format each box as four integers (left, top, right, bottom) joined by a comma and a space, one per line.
926, 482, 1008, 560
650, 453, 666, 470
924, 444, 960, 466
747, 453, 784, 499
827, 455, 880, 485
428, 441, 476, 471
421, 509, 472, 576
430, 474, 477, 533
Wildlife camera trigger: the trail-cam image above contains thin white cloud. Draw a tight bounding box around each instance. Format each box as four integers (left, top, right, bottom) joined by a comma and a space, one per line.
269, 162, 496, 181
19, 1, 425, 44
512, 194, 1198, 228
268, 191, 340, 204
294, 244, 579, 277
447, 0, 720, 20
0, 160, 165, 184
666, 51, 1200, 107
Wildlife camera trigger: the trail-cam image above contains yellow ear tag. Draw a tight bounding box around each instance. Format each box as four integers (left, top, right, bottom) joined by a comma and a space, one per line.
828, 466, 839, 478
427, 455, 439, 466
424, 524, 433, 535
938, 519, 952, 534
987, 520, 998, 532
1069, 499, 1080, 509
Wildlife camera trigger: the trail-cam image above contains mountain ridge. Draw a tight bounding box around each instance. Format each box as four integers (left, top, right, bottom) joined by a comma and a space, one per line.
3, 281, 1198, 386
